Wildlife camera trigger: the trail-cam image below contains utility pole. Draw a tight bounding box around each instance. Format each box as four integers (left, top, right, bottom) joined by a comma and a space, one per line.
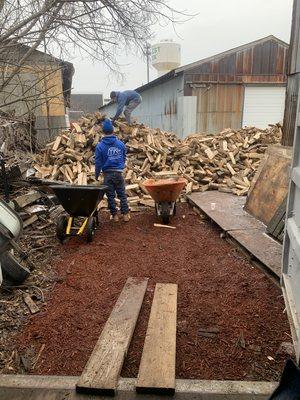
146, 43, 151, 83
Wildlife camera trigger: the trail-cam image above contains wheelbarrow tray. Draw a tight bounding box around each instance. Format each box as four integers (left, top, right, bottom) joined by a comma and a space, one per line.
50, 185, 107, 217
143, 178, 186, 203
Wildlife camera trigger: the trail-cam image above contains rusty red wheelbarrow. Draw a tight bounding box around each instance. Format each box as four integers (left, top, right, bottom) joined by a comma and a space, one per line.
143, 177, 187, 224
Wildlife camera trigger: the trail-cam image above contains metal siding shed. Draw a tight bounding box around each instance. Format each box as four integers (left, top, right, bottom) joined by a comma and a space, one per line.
100, 75, 184, 136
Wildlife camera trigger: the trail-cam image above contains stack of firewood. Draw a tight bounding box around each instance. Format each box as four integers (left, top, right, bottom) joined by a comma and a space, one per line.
33, 113, 282, 206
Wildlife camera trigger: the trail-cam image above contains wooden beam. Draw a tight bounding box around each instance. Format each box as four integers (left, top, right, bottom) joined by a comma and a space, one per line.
14, 191, 42, 209
136, 283, 177, 395
76, 277, 148, 396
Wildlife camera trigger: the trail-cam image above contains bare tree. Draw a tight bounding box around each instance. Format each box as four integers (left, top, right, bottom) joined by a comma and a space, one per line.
0, 0, 184, 114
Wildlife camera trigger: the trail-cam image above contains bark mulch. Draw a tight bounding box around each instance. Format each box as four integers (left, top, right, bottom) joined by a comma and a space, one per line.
13, 204, 291, 381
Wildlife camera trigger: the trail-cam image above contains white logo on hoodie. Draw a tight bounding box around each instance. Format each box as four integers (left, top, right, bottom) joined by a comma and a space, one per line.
108, 146, 121, 159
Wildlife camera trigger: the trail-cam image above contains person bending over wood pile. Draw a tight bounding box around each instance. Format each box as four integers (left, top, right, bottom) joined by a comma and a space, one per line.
95, 119, 131, 222
110, 90, 142, 125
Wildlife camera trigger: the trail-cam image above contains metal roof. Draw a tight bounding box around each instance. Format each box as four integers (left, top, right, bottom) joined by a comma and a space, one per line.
135, 35, 288, 93
176, 35, 288, 73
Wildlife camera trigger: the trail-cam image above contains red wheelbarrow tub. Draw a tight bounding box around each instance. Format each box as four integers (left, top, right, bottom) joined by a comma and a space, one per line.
143, 178, 187, 203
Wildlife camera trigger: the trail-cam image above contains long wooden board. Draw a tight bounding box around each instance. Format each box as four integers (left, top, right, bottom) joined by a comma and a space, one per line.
76, 277, 148, 395
188, 192, 282, 277
136, 283, 177, 395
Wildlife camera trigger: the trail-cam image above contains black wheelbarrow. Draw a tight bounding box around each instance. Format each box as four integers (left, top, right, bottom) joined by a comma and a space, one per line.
50, 185, 108, 243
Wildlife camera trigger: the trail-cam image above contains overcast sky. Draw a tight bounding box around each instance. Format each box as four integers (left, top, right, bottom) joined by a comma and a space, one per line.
71, 0, 293, 99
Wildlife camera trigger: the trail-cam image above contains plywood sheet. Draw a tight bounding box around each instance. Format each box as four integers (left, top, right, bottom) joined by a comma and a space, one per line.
245, 146, 292, 225
188, 191, 266, 231
229, 230, 282, 276
188, 191, 282, 276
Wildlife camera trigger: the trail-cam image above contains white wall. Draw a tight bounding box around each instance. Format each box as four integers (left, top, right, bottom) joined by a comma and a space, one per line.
243, 86, 286, 128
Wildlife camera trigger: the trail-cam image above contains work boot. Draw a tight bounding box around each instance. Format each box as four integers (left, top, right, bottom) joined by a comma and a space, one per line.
123, 213, 131, 222
112, 214, 119, 222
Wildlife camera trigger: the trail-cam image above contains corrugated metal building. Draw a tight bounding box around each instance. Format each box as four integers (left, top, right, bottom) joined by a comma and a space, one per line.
101, 36, 288, 138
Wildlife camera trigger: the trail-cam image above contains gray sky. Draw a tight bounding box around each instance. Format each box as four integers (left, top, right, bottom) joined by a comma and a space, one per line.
71, 0, 293, 98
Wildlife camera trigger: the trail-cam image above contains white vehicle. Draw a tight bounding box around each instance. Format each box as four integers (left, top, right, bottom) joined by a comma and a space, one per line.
0, 199, 31, 285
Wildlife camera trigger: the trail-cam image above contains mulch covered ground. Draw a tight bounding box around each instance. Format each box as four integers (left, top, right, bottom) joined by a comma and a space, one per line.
13, 204, 291, 381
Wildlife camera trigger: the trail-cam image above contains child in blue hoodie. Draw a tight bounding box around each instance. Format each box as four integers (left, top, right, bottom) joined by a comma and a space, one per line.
95, 119, 130, 222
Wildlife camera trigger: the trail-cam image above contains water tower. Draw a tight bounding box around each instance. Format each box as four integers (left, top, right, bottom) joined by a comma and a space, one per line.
151, 40, 181, 77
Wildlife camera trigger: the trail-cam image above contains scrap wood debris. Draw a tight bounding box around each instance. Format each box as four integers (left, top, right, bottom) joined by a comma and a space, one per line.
32, 113, 282, 207
0, 114, 37, 153
0, 159, 64, 374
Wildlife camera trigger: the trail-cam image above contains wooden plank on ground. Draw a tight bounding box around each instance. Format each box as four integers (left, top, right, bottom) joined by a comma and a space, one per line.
229, 229, 282, 277
136, 283, 177, 395
187, 192, 282, 277
76, 277, 148, 395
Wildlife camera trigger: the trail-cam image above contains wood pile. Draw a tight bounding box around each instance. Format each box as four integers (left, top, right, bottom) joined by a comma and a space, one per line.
33, 113, 282, 206
0, 115, 36, 152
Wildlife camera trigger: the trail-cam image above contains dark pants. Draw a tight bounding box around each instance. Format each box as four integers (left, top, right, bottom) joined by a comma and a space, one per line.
103, 171, 129, 215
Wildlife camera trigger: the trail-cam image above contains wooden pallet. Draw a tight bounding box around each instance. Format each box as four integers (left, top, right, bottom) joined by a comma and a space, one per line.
76, 278, 178, 396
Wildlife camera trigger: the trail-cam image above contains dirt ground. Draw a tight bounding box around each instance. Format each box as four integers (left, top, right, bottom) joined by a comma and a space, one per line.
10, 204, 291, 381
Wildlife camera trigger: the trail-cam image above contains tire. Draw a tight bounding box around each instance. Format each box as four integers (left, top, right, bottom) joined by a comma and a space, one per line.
161, 202, 170, 225
56, 215, 68, 244
0, 252, 30, 285
86, 217, 95, 243
173, 202, 177, 216
94, 212, 100, 227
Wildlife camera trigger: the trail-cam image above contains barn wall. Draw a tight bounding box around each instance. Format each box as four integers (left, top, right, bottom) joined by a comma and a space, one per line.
183, 38, 288, 134
192, 84, 244, 134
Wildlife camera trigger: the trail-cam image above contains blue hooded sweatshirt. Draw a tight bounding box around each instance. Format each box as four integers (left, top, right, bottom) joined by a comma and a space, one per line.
113, 90, 142, 120
95, 135, 126, 179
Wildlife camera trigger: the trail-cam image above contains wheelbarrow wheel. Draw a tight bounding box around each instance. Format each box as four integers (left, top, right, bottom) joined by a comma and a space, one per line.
0, 252, 30, 285
161, 202, 170, 225
86, 217, 95, 243
93, 211, 100, 227
173, 202, 177, 216
56, 215, 68, 244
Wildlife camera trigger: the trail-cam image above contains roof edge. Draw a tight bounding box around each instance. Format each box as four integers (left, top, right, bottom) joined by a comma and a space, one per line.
135, 69, 181, 93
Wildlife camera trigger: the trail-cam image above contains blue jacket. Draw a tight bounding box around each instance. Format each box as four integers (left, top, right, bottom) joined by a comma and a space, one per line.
95, 135, 126, 178
113, 90, 142, 119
